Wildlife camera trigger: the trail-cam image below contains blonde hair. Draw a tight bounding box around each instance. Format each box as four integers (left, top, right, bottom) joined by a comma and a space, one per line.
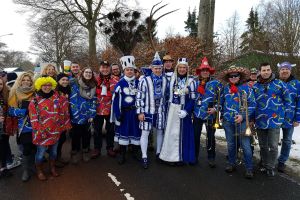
41, 64, 58, 78
8, 72, 35, 105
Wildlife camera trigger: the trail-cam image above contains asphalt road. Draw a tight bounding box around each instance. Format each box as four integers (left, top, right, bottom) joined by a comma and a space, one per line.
1, 138, 300, 200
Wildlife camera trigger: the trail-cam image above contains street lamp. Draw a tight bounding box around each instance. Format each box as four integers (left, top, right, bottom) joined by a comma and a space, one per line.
0, 33, 13, 38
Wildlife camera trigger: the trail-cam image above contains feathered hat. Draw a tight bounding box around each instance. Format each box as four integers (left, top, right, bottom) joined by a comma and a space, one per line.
195, 57, 215, 75
277, 62, 296, 70
120, 55, 136, 70
151, 52, 163, 67
217, 65, 250, 84
35, 76, 57, 91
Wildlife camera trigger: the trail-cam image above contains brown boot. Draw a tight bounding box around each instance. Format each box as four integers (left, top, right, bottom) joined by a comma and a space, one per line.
50, 160, 59, 177
36, 163, 47, 181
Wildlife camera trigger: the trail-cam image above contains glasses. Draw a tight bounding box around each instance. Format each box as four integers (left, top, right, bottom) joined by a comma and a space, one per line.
84, 71, 93, 74
42, 84, 52, 87
228, 74, 240, 78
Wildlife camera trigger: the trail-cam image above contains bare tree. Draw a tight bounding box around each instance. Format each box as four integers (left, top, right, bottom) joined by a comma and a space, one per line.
14, 0, 123, 68
258, 0, 300, 55
30, 11, 86, 70
219, 11, 241, 60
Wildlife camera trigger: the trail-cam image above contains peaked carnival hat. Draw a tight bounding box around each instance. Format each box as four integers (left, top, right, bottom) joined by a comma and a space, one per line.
151, 52, 163, 67
196, 57, 215, 75
217, 65, 250, 84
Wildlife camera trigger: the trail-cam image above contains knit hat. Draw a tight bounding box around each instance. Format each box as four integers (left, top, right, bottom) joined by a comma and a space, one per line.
56, 73, 69, 82
6, 72, 18, 87
277, 62, 296, 71
151, 52, 163, 68
195, 57, 215, 75
120, 55, 136, 70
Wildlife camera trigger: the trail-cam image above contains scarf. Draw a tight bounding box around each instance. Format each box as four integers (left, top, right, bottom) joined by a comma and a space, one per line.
78, 78, 96, 99
57, 84, 71, 96
151, 73, 163, 99
165, 68, 174, 73
8, 86, 35, 108
197, 78, 208, 95
230, 83, 238, 94
37, 90, 54, 99
98, 74, 111, 91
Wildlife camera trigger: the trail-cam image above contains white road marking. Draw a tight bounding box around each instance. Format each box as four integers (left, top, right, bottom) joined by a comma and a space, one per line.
107, 173, 135, 200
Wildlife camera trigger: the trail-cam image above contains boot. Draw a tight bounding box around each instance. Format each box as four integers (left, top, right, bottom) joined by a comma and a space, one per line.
82, 149, 90, 162
36, 163, 47, 181
118, 146, 126, 165
71, 151, 80, 165
21, 155, 31, 182
50, 160, 59, 177
107, 148, 117, 157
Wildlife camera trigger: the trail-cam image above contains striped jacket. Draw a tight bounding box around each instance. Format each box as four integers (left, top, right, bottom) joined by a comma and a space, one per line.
136, 75, 168, 130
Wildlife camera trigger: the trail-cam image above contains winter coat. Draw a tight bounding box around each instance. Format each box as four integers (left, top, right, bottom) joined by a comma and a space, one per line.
220, 82, 256, 124
96, 75, 118, 116
69, 81, 97, 124
29, 91, 71, 146
194, 79, 223, 120
252, 74, 292, 129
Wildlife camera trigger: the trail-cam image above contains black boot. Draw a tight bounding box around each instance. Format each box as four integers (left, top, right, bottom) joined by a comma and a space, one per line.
118, 145, 126, 165
21, 155, 31, 182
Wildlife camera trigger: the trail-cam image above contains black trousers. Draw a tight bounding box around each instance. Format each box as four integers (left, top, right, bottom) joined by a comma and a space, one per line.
71, 123, 90, 152
193, 117, 216, 161
93, 115, 115, 150
57, 131, 67, 158
0, 134, 9, 168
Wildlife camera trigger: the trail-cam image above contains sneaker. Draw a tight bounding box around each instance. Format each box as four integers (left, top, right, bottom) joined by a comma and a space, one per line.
107, 148, 117, 157
245, 170, 254, 179
6, 159, 21, 170
91, 149, 100, 159
225, 165, 236, 173
208, 160, 216, 168
142, 158, 148, 169
266, 169, 275, 177
277, 162, 285, 173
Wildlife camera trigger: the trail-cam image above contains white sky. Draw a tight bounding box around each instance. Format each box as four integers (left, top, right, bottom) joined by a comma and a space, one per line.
0, 0, 260, 59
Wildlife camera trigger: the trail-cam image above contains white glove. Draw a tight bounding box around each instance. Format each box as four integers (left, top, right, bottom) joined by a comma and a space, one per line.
178, 110, 188, 119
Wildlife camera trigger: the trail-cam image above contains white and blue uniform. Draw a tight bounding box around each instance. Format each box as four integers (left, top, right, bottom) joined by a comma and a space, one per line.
111, 76, 141, 145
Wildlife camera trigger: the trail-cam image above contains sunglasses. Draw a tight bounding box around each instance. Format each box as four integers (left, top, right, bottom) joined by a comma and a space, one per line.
228, 74, 240, 78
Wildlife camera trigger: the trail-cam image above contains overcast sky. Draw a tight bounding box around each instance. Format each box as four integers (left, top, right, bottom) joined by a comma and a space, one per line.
0, 0, 260, 59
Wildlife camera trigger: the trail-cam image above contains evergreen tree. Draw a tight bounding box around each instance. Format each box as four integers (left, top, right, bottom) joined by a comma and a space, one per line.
240, 8, 265, 53
184, 8, 198, 37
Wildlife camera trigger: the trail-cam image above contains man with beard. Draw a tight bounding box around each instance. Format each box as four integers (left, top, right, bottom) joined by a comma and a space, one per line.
276, 62, 300, 173
111, 63, 122, 78
252, 63, 292, 177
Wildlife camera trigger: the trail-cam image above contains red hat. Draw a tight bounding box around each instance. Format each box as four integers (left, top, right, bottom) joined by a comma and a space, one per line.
196, 57, 215, 75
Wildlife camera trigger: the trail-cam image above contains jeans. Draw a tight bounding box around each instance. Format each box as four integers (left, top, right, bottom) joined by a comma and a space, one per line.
71, 123, 90, 152
193, 117, 216, 161
278, 127, 294, 164
35, 142, 59, 164
93, 115, 114, 151
223, 121, 253, 170
257, 128, 280, 170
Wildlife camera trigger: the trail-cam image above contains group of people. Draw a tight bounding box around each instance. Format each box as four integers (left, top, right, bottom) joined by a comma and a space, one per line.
0, 52, 298, 182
